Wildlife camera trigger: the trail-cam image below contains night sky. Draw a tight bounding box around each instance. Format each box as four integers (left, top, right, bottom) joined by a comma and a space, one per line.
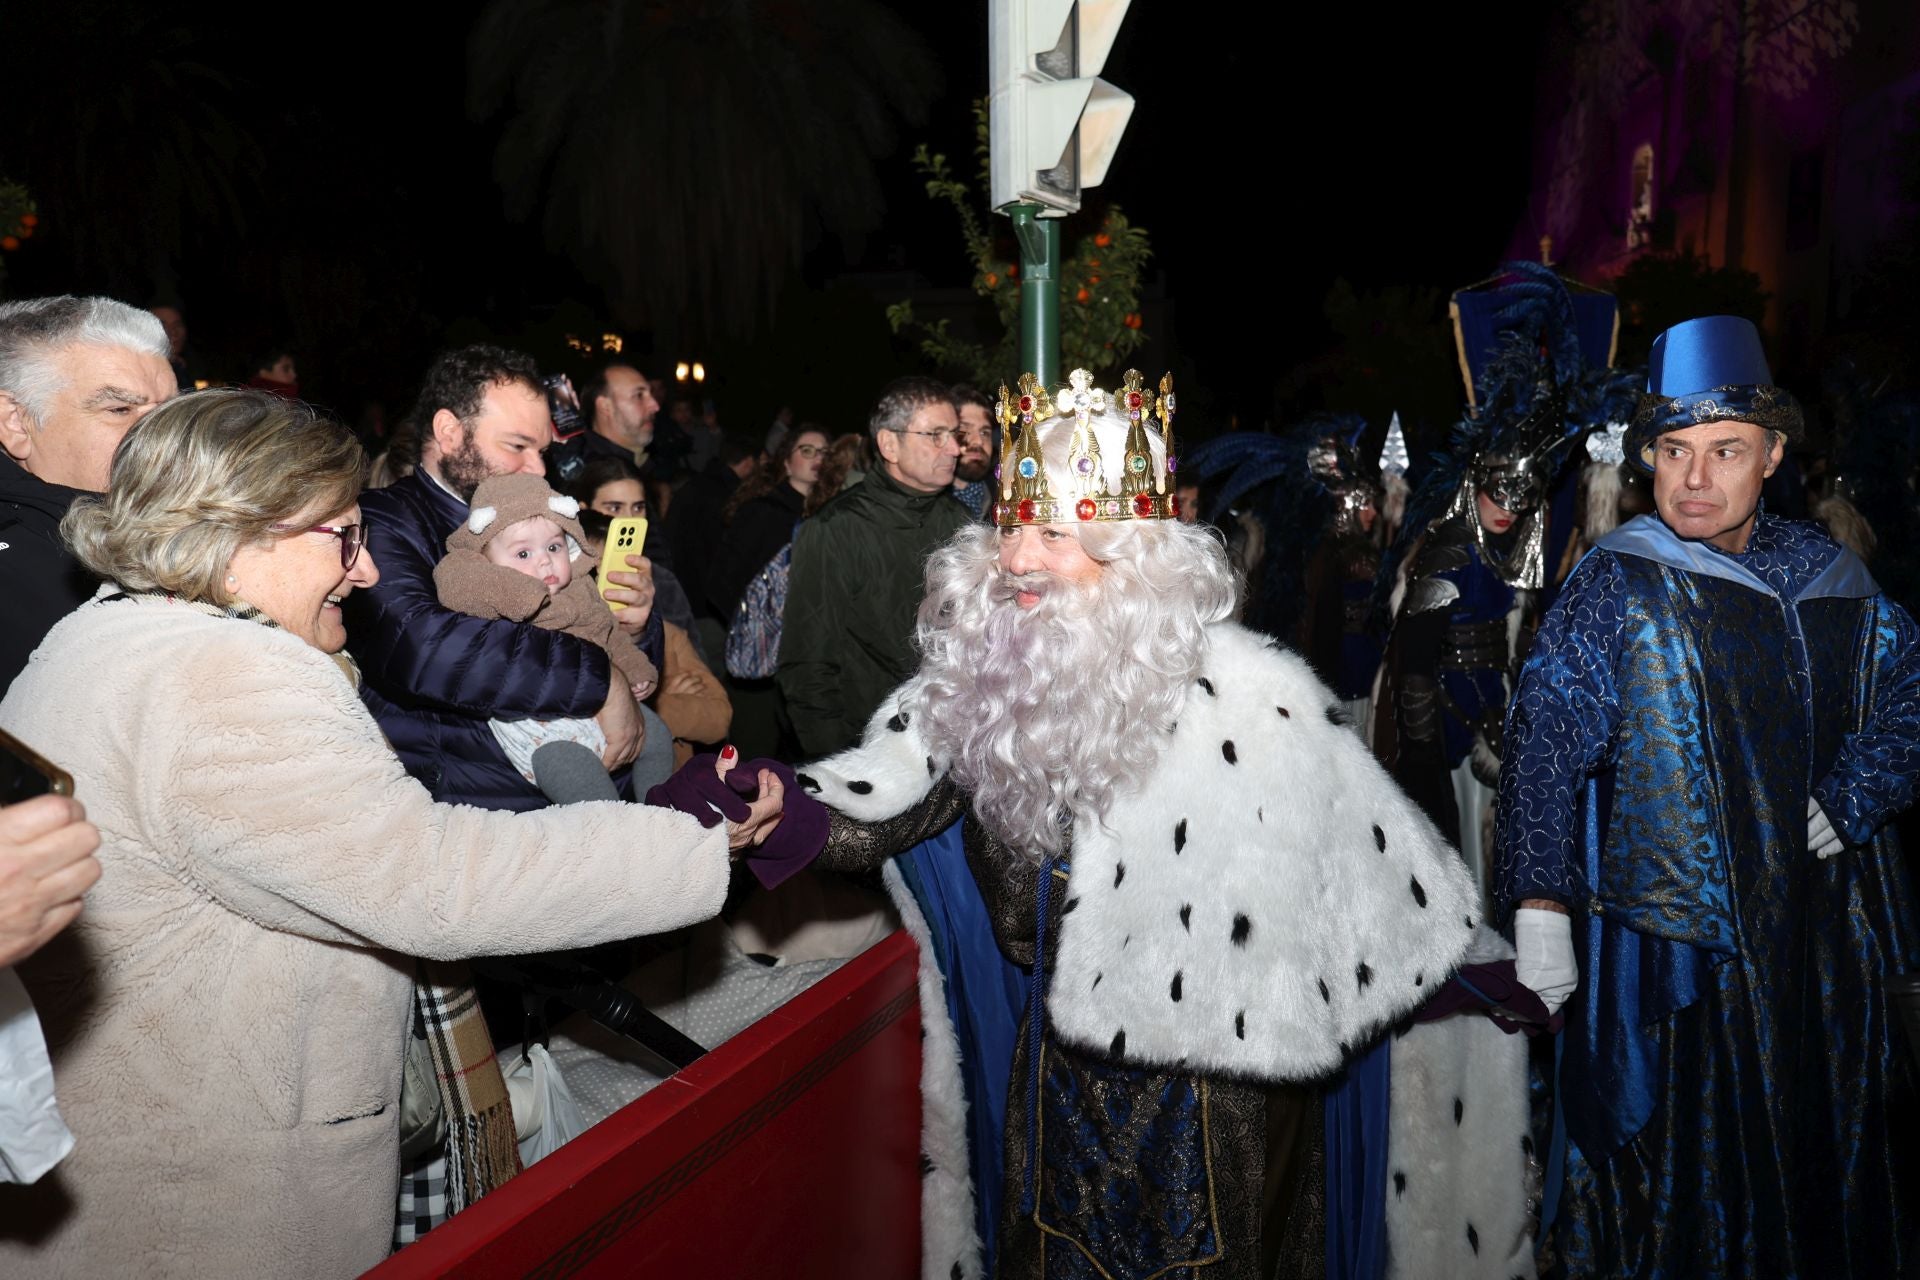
0, 2, 1549, 437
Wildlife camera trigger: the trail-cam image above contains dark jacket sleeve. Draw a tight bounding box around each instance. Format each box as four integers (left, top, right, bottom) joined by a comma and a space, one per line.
348, 488, 612, 719
777, 515, 857, 758
707, 495, 799, 622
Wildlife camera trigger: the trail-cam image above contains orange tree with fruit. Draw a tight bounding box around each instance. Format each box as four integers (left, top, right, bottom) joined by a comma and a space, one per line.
888, 102, 1150, 387
0, 181, 39, 296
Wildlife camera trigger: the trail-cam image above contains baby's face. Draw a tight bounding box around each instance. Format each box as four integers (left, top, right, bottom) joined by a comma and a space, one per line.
485, 514, 571, 595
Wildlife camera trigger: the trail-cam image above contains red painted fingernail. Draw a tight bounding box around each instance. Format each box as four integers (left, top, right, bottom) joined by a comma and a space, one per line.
720, 745, 737, 762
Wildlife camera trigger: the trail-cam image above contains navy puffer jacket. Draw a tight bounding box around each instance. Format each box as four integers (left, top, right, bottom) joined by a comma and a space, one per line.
345, 471, 663, 811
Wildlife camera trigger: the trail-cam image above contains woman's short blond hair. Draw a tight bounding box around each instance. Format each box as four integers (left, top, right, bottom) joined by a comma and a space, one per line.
63, 389, 366, 603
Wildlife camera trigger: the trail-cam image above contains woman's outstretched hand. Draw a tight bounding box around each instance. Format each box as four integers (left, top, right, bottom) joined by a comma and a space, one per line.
716, 747, 785, 852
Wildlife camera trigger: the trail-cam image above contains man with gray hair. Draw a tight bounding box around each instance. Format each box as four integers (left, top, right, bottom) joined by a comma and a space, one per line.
0, 296, 175, 692
778, 374, 968, 757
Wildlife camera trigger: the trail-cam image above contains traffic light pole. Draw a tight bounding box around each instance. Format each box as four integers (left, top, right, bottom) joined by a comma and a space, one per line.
1008, 203, 1060, 384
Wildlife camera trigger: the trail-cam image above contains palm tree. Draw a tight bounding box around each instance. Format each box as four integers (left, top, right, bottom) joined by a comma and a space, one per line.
0, 4, 261, 298
468, 0, 940, 346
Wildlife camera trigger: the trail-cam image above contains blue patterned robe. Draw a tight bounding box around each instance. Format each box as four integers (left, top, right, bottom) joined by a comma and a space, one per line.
1496, 512, 1920, 1277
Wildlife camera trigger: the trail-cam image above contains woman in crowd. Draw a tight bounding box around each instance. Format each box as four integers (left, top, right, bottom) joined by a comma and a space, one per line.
566, 457, 726, 752
575, 454, 647, 520
568, 455, 703, 646
0, 389, 785, 1278
705, 424, 832, 623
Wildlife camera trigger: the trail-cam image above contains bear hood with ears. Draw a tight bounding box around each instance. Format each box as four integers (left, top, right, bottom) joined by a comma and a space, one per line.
447, 473, 591, 561
432, 473, 658, 693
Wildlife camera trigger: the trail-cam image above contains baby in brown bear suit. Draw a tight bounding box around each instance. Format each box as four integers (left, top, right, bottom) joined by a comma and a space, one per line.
434, 472, 668, 803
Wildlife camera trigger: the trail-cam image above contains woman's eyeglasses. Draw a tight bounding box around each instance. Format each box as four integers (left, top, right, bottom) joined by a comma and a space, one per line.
791, 444, 827, 459
271, 522, 365, 571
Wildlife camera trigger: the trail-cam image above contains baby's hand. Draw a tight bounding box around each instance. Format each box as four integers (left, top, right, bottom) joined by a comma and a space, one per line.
631, 678, 657, 701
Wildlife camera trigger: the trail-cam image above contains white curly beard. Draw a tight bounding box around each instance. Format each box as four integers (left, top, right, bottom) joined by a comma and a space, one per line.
910, 525, 1232, 861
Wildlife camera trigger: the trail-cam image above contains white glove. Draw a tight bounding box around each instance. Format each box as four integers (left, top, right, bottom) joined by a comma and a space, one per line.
1808, 797, 1844, 859
1514, 907, 1578, 1015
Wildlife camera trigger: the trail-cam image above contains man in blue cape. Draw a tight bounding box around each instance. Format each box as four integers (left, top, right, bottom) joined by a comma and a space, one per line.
1498, 315, 1920, 1275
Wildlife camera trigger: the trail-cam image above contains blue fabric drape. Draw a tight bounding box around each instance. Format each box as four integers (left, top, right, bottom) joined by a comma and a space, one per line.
896, 823, 1029, 1273
1323, 1037, 1391, 1280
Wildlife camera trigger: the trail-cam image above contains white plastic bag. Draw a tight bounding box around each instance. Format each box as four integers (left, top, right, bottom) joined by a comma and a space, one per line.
0, 968, 73, 1183
502, 1042, 589, 1167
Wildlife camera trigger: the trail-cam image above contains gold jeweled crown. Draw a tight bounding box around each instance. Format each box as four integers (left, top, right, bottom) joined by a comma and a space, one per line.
993, 368, 1179, 526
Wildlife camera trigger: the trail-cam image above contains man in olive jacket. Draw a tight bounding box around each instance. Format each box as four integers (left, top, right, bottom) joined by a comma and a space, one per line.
779, 377, 970, 758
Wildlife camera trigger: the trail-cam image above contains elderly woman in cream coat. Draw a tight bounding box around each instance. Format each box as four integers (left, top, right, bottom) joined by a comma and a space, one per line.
0, 390, 784, 1277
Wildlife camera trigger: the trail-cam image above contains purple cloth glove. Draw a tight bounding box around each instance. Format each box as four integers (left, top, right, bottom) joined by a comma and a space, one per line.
644, 753, 829, 890
645, 752, 753, 827
1413, 959, 1564, 1036
729, 759, 829, 890
731, 757, 829, 890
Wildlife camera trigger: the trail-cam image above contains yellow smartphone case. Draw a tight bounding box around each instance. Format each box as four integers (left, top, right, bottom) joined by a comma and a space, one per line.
597, 516, 649, 609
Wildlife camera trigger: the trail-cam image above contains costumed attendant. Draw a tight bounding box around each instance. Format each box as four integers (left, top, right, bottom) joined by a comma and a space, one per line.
800, 370, 1536, 1280
1498, 316, 1920, 1275
1183, 417, 1389, 733
1373, 370, 1567, 905
1375, 265, 1638, 907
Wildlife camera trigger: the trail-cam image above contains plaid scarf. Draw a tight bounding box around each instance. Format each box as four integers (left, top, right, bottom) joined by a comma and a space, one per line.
104, 586, 523, 1212
412, 962, 523, 1211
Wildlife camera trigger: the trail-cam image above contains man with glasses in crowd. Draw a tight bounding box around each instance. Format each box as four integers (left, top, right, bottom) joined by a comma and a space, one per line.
779, 376, 971, 757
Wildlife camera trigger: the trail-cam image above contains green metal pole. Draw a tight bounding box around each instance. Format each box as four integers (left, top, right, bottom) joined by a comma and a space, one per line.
1008, 203, 1060, 384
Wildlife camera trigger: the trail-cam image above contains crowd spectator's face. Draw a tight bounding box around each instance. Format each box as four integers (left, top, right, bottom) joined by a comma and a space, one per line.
878, 400, 960, 494
1174, 483, 1201, 523
0, 342, 177, 492
996, 524, 1104, 608
590, 478, 645, 518
670, 400, 695, 427
955, 404, 994, 484
787, 430, 829, 487
227, 502, 379, 653
433, 378, 551, 503
485, 514, 572, 596
1650, 419, 1782, 552
259, 355, 297, 386
151, 306, 187, 357
597, 367, 658, 449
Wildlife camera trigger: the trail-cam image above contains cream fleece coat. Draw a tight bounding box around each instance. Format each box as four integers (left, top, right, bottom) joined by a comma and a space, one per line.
0, 593, 729, 1278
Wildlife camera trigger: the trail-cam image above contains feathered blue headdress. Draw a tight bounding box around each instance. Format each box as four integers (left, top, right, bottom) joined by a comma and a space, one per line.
1382, 262, 1641, 595
1186, 412, 1379, 639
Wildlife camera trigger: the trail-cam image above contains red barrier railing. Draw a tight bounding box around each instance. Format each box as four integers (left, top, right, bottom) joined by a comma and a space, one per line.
365, 929, 923, 1279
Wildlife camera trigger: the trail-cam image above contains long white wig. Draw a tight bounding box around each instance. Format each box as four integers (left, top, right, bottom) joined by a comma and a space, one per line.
911, 518, 1238, 860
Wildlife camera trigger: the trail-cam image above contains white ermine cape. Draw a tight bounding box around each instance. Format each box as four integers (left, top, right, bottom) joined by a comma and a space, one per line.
805, 621, 1534, 1279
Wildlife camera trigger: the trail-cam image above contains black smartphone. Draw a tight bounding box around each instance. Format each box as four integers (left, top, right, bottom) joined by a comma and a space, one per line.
543, 373, 586, 442
0, 728, 74, 804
